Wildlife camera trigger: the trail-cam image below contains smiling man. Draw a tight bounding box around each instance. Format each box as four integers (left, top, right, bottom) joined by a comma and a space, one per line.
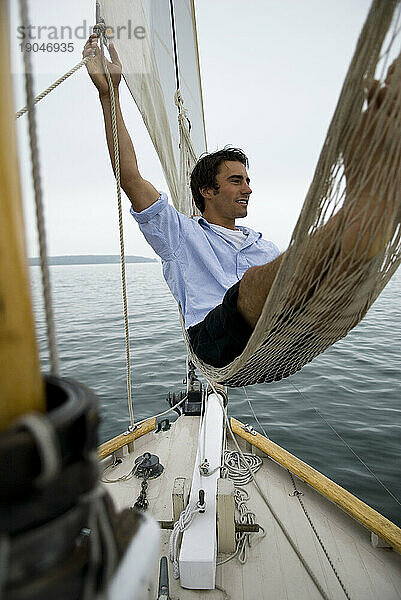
84, 35, 280, 368
184, 152, 280, 367
131, 148, 281, 368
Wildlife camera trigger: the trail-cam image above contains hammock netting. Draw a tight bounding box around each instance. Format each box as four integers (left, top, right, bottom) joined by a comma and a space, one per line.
100, 0, 401, 386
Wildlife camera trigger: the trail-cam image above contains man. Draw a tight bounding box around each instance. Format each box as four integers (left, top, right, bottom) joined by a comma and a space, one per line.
83, 35, 398, 369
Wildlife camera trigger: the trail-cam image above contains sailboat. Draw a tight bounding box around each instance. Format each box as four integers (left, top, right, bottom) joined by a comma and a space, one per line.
2, 0, 401, 598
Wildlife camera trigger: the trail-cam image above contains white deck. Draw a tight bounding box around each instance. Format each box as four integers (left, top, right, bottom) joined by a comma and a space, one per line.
101, 415, 401, 600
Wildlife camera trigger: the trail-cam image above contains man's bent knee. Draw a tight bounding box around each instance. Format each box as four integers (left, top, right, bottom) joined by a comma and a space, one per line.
238, 261, 280, 328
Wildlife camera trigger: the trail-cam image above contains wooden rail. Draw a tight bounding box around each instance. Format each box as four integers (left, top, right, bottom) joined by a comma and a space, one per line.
98, 417, 156, 460
231, 417, 401, 554
0, 1, 44, 431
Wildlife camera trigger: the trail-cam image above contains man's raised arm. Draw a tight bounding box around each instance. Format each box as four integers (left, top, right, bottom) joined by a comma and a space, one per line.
83, 34, 159, 212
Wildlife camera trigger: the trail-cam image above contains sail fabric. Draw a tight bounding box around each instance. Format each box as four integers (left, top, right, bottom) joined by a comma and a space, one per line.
98, 0, 207, 215
183, 0, 401, 386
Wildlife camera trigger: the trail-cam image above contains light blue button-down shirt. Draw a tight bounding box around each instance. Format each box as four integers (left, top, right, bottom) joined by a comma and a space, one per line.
130, 193, 280, 329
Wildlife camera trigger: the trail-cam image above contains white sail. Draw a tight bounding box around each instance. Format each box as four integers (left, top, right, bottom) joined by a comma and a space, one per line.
97, 0, 207, 215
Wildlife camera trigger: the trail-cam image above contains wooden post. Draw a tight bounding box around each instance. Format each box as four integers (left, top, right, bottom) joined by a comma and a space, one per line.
217, 478, 236, 554
173, 477, 186, 522
0, 0, 45, 431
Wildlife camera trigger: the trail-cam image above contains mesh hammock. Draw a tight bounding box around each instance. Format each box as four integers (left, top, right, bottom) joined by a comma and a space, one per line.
187, 0, 401, 386
101, 0, 401, 387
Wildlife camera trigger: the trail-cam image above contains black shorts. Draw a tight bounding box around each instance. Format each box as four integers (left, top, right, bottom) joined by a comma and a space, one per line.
187, 281, 253, 368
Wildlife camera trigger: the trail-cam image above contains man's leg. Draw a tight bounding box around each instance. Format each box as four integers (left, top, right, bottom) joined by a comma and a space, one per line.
237, 255, 283, 328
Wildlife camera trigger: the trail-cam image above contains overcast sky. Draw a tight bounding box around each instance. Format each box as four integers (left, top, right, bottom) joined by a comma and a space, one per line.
9, 0, 372, 259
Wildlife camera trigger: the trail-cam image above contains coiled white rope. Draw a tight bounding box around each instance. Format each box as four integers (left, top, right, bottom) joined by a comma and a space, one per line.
223, 450, 262, 486
217, 451, 265, 566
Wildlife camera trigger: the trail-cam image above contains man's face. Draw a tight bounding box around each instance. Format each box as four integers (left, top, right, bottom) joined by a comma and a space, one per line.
202, 161, 252, 226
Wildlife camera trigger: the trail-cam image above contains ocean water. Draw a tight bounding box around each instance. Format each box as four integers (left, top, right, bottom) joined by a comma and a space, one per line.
30, 263, 401, 527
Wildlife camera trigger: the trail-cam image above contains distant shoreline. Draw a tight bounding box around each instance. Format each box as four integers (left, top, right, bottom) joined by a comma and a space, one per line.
29, 255, 158, 266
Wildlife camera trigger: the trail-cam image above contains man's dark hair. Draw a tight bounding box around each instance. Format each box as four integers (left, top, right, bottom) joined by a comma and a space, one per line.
190, 147, 249, 213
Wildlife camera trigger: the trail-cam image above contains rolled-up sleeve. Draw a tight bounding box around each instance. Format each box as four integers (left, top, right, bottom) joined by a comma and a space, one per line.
130, 192, 185, 260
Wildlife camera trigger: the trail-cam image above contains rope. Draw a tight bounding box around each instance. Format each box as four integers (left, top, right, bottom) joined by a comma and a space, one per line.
102, 457, 142, 484
217, 451, 265, 567
97, 30, 135, 430
243, 387, 270, 439
215, 585, 231, 600
243, 386, 351, 596
290, 380, 401, 508
174, 90, 198, 216
288, 472, 352, 600
223, 450, 262, 487
101, 393, 188, 483
18, 0, 59, 376
169, 501, 203, 579
15, 57, 94, 119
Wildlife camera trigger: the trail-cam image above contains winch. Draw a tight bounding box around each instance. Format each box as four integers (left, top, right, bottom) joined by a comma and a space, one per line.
134, 452, 164, 479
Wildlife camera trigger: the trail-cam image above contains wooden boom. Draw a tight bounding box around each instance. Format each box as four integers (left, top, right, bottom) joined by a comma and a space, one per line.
0, 0, 45, 431
231, 417, 401, 554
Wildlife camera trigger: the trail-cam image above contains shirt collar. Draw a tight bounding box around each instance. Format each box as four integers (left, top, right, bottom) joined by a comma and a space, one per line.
195, 216, 261, 240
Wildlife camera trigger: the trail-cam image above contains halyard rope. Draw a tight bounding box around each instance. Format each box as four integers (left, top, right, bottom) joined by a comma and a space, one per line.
288, 471, 351, 600
16, 18, 135, 427
289, 380, 401, 508
18, 0, 59, 376
15, 57, 94, 119
243, 387, 351, 598
97, 29, 135, 430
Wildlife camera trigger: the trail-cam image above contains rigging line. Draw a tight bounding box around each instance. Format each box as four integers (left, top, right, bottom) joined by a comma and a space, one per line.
288, 472, 351, 600
133, 392, 188, 430
19, 0, 59, 376
15, 56, 94, 119
102, 393, 189, 485
208, 382, 331, 600
98, 32, 135, 429
243, 384, 350, 596
289, 380, 401, 508
242, 387, 269, 438
169, 0, 180, 92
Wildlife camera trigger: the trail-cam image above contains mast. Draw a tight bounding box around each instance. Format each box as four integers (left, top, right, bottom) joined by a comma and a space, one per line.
0, 0, 45, 430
